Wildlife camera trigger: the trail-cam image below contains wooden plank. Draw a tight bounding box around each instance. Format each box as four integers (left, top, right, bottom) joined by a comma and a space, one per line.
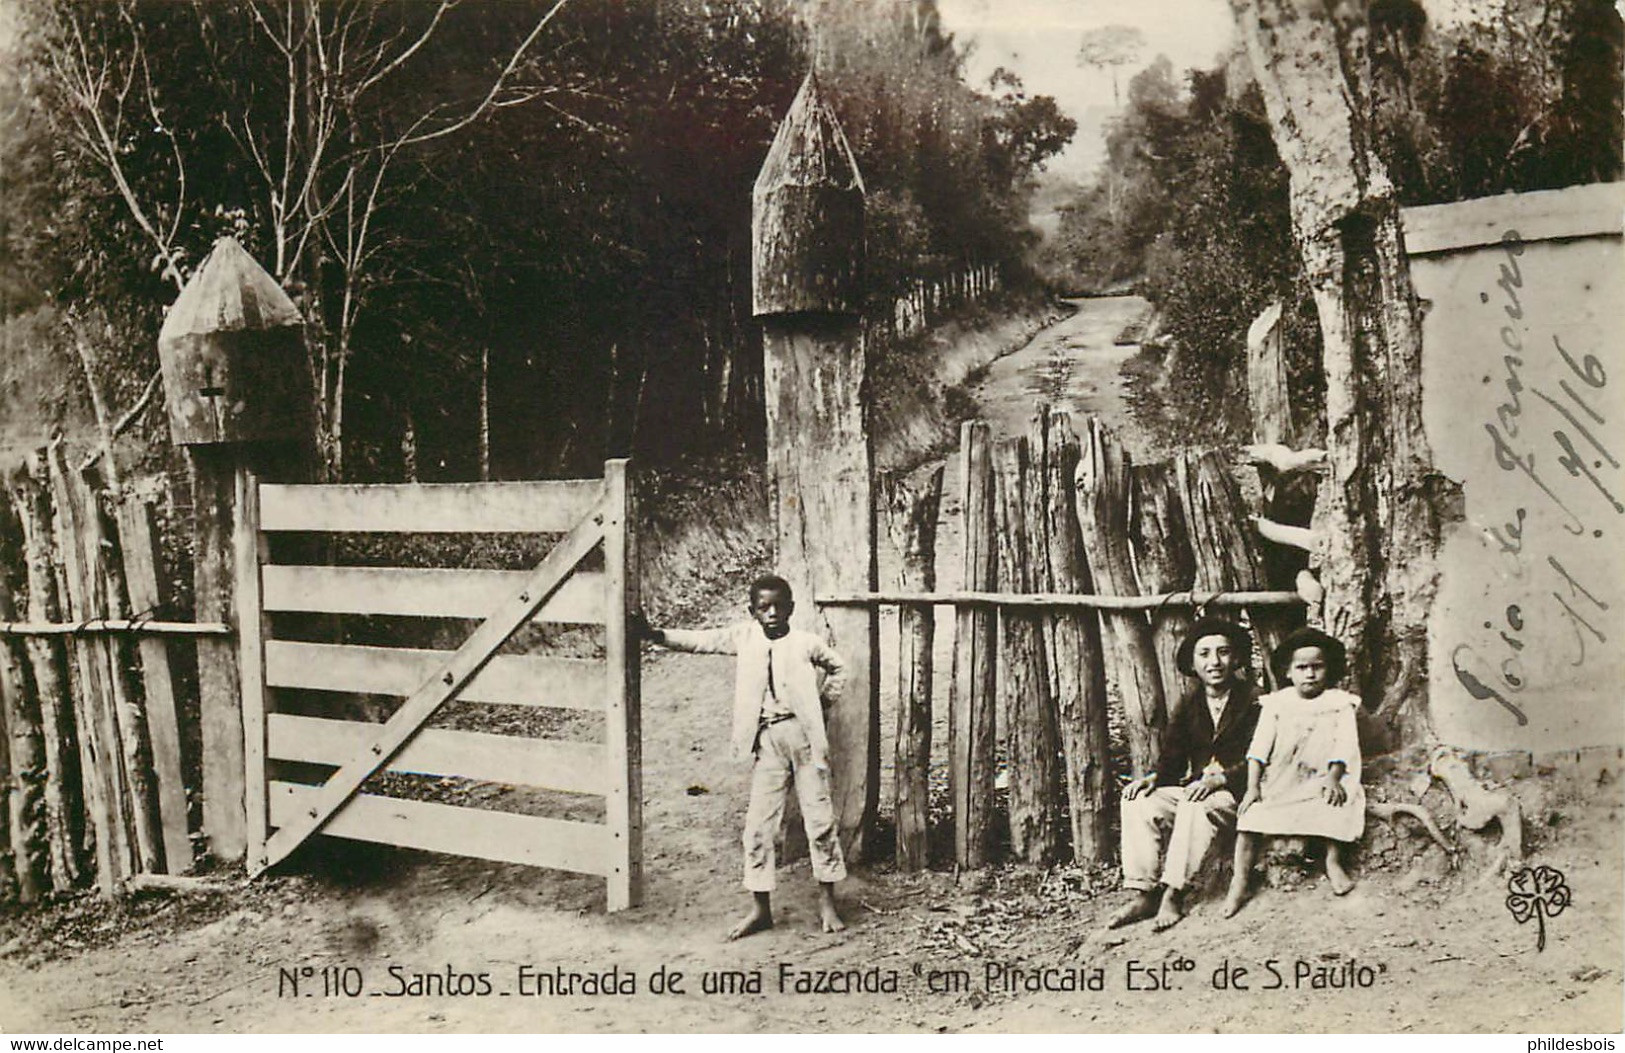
816, 590, 1307, 609
264, 641, 605, 711
10, 455, 82, 890
235, 469, 268, 875
188, 445, 244, 862
261, 565, 605, 623
1075, 419, 1167, 777
600, 460, 641, 911
259, 480, 602, 535
1037, 412, 1111, 865
256, 494, 607, 874
950, 421, 996, 868
994, 433, 1058, 865
116, 498, 192, 874
1401, 181, 1624, 255
0, 493, 45, 900
266, 715, 607, 795
1131, 461, 1196, 724
94, 481, 163, 876
880, 464, 942, 872
268, 782, 611, 876
47, 446, 125, 892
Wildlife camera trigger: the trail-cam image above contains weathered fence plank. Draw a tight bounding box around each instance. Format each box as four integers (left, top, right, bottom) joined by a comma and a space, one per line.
116, 499, 191, 874
92, 482, 162, 875
11, 458, 81, 890
880, 464, 943, 871
48, 446, 125, 892
1177, 450, 1284, 685
1038, 412, 1112, 864
0, 490, 46, 901
1075, 419, 1166, 776
1131, 461, 1197, 714
602, 459, 642, 912
951, 421, 997, 868
995, 435, 1058, 864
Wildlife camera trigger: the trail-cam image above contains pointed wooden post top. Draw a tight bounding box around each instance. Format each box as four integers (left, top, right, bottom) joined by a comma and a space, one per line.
157, 236, 312, 446
159, 237, 302, 341
752, 74, 866, 317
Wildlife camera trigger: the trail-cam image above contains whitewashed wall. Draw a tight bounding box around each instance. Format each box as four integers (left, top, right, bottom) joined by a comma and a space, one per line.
1404, 182, 1625, 753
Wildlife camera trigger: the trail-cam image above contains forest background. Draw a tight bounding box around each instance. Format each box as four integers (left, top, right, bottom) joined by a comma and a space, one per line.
0, 0, 1620, 554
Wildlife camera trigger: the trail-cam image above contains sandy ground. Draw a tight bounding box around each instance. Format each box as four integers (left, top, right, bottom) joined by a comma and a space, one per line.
3, 299, 1621, 1034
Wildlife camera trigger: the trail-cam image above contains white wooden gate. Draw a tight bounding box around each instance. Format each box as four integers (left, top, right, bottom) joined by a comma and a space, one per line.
238, 461, 641, 910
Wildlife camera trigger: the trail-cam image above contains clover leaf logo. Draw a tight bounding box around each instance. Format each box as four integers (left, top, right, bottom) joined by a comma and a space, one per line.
1506, 865, 1570, 952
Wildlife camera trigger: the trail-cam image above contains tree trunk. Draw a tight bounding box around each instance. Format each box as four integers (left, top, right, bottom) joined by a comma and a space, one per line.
951, 421, 997, 867
1231, 0, 1452, 748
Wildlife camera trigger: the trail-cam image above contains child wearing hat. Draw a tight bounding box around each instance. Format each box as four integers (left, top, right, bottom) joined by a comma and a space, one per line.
1223, 626, 1365, 917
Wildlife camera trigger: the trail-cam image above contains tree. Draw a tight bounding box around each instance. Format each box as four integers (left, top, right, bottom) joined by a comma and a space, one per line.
1077, 24, 1146, 108
1229, 0, 1454, 750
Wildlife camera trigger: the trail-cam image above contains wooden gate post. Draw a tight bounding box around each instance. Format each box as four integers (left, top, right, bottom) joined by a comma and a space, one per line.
752, 74, 877, 860
952, 421, 997, 868
157, 236, 314, 862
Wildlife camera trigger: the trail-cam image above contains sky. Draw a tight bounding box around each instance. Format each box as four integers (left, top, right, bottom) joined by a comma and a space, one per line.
936, 0, 1240, 181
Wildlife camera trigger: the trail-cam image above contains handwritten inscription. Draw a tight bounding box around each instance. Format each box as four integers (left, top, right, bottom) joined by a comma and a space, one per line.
1452, 230, 1617, 726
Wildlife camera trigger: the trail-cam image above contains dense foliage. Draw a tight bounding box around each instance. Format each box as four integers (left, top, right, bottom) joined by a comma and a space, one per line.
1050, 0, 1623, 441
1, 0, 1072, 481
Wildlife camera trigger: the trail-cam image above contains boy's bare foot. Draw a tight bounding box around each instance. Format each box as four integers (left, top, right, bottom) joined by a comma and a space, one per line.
1151, 887, 1186, 932
1327, 851, 1355, 896
728, 895, 774, 941
1107, 890, 1160, 929
818, 883, 846, 934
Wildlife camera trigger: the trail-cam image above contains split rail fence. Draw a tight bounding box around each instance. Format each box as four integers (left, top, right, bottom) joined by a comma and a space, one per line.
841, 411, 1309, 870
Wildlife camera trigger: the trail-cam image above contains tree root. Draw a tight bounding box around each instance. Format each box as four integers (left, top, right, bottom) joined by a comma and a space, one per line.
1428, 746, 1524, 869
1366, 801, 1456, 863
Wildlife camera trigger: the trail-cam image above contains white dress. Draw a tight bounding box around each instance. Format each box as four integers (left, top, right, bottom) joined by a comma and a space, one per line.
1236, 687, 1366, 843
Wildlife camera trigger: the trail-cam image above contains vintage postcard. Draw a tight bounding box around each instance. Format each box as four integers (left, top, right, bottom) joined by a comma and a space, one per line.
0, 0, 1619, 1036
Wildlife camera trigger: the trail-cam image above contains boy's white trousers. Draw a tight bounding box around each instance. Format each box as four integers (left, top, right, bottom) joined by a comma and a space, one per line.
742, 718, 847, 892
1119, 786, 1238, 892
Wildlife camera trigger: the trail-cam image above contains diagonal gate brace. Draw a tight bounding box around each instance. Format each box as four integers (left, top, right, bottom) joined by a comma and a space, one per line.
251, 493, 610, 876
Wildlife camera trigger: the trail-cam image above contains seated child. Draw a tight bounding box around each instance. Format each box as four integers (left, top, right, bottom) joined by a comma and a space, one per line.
642, 573, 848, 939
1223, 626, 1365, 917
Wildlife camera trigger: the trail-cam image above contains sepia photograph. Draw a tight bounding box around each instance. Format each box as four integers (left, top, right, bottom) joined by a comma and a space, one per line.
0, 0, 1620, 1035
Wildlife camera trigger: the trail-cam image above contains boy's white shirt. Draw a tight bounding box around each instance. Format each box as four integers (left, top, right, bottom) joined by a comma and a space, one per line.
659, 622, 847, 768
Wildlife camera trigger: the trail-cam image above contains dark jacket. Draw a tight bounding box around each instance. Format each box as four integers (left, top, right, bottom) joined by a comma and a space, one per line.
1153, 682, 1261, 793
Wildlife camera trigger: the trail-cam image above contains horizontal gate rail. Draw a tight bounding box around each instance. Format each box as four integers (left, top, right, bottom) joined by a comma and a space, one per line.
261, 565, 606, 622
264, 641, 604, 710
259, 480, 602, 534
269, 782, 612, 876
815, 589, 1308, 610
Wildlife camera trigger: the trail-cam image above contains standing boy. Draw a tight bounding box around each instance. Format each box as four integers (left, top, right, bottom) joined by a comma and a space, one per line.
642, 574, 848, 939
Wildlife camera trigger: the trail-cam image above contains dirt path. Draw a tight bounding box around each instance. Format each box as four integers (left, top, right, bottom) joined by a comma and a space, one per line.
3, 300, 1621, 1034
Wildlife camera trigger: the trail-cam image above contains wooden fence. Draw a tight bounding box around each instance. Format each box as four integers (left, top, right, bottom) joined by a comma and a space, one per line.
0, 448, 208, 900
842, 411, 1308, 870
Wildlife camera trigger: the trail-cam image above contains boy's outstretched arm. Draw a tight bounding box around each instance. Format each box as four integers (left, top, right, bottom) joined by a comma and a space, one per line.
811, 637, 847, 706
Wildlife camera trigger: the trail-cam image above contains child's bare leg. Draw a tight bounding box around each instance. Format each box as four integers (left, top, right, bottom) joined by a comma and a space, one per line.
1325, 840, 1354, 895
1152, 885, 1186, 931
818, 882, 846, 933
1222, 833, 1258, 917
729, 891, 774, 940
